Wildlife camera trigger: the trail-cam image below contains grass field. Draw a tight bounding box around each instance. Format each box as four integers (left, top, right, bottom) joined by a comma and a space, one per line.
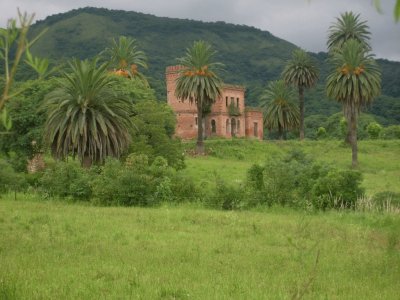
182, 139, 400, 196
1, 195, 399, 299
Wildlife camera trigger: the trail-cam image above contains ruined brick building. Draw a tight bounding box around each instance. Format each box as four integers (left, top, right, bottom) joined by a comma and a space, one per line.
166, 65, 263, 140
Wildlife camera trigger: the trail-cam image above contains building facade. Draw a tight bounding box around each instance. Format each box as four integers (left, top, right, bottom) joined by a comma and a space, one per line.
166, 65, 263, 140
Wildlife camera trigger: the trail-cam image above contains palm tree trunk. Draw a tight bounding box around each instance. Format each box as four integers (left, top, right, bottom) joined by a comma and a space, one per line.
299, 86, 305, 140
196, 101, 205, 155
345, 121, 352, 145
278, 125, 283, 140
82, 155, 92, 168
350, 111, 358, 168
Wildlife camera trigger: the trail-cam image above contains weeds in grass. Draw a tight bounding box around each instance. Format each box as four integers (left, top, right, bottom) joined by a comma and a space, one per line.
0, 278, 17, 300
355, 196, 400, 214
287, 217, 321, 300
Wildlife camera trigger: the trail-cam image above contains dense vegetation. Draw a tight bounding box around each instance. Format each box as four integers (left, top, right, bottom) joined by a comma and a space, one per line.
21, 7, 400, 125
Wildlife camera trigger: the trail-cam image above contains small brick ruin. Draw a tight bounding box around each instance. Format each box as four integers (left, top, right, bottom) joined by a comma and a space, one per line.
166, 65, 263, 140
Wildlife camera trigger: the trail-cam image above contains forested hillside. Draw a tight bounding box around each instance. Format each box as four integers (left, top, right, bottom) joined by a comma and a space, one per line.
26, 7, 400, 124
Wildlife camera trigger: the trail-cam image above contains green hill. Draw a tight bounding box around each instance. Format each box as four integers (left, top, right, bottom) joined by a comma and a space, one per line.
28, 7, 400, 124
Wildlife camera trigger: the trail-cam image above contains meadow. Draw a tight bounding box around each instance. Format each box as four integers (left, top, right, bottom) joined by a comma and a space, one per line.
1, 195, 400, 299
1, 139, 400, 299
183, 139, 400, 196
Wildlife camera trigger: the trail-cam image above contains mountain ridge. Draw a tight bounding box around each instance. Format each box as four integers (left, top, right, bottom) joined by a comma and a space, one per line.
26, 7, 400, 124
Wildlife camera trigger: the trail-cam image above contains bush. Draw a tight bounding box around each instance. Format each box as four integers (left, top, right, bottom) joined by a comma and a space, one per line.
91, 154, 191, 206
312, 169, 364, 209
245, 150, 365, 210
0, 159, 27, 194
380, 125, 400, 139
316, 127, 327, 140
39, 160, 92, 200
208, 178, 246, 210
92, 155, 156, 206
366, 122, 382, 139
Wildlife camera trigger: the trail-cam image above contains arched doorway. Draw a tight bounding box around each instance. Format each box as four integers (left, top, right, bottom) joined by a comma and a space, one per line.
231, 118, 236, 137
211, 119, 216, 134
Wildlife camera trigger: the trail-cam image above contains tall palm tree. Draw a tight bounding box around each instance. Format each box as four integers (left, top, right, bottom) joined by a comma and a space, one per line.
282, 49, 319, 140
327, 11, 372, 144
104, 36, 147, 81
327, 11, 371, 52
43, 58, 133, 168
326, 39, 381, 167
261, 80, 299, 140
175, 40, 223, 154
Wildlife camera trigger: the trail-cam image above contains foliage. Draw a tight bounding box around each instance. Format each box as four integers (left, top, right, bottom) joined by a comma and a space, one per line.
311, 169, 364, 209
110, 74, 156, 102
103, 36, 147, 81
327, 11, 371, 52
282, 49, 319, 139
316, 127, 327, 139
326, 37, 381, 167
43, 58, 133, 167
91, 154, 180, 206
129, 100, 185, 169
319, 112, 377, 140
0, 79, 57, 171
39, 160, 92, 200
366, 122, 382, 139
0, 159, 27, 193
380, 125, 400, 139
0, 10, 45, 114
175, 40, 224, 154
246, 150, 365, 209
261, 80, 299, 139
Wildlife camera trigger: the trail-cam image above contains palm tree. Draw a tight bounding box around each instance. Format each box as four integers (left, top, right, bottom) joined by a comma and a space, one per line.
43, 58, 133, 168
326, 39, 381, 167
327, 11, 371, 52
261, 80, 299, 140
327, 11, 372, 144
104, 36, 147, 81
282, 49, 319, 140
175, 40, 223, 154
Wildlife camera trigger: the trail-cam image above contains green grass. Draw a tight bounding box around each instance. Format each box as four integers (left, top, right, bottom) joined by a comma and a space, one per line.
0, 195, 399, 299
182, 139, 400, 195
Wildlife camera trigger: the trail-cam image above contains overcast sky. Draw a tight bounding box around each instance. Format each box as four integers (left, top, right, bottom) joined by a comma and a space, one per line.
1, 0, 399, 61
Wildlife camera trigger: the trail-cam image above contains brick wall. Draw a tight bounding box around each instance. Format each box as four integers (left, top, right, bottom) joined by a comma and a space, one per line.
166, 65, 263, 140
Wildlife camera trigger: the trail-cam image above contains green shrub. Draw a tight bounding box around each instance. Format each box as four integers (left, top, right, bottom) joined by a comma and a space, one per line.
0, 159, 27, 194
39, 160, 92, 200
91, 156, 155, 206
208, 178, 246, 210
91, 154, 187, 206
246, 150, 365, 210
366, 122, 382, 139
312, 169, 364, 209
380, 125, 400, 139
316, 127, 327, 139
169, 173, 199, 203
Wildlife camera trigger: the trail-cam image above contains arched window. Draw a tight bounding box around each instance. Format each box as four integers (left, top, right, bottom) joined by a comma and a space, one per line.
237, 120, 240, 132
231, 118, 236, 136
211, 119, 216, 133
226, 119, 230, 134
